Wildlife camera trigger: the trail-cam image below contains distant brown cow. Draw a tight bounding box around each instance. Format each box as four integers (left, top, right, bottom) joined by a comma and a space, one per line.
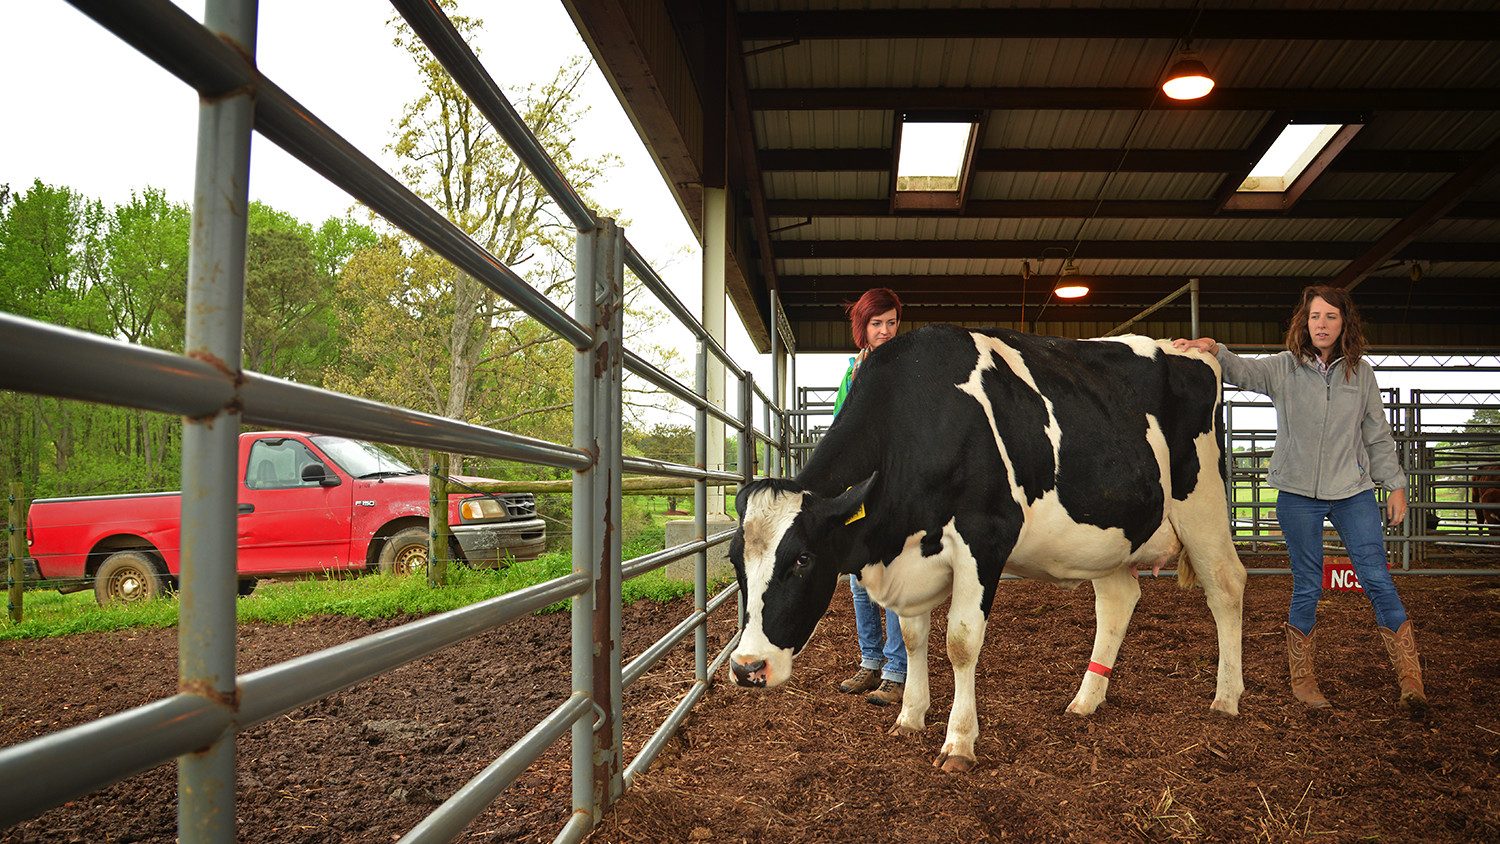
1473, 465, 1500, 534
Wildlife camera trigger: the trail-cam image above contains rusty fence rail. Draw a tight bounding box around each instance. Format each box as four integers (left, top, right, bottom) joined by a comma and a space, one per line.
0, 0, 797, 841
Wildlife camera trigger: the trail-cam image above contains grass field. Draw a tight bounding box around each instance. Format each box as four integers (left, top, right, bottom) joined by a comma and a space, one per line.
1, 495, 731, 640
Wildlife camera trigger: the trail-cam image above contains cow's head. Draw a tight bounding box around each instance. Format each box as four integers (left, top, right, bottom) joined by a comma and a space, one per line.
728, 473, 877, 688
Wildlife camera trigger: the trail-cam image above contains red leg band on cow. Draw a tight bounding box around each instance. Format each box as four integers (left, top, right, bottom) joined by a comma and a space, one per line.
1087, 661, 1113, 677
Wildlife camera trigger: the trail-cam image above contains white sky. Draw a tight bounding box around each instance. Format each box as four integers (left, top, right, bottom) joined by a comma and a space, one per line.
3, 2, 1493, 434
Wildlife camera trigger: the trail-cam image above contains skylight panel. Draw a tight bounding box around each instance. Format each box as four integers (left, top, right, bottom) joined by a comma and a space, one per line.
895, 121, 973, 192
1238, 124, 1343, 192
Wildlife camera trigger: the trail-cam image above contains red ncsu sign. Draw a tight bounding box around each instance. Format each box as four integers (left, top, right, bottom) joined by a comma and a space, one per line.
1322, 556, 1393, 592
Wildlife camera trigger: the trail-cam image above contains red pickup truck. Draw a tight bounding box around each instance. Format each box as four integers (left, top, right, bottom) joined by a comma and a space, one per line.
25, 431, 546, 604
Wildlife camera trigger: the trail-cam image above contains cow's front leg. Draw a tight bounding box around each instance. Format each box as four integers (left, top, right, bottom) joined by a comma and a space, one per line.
935, 589, 986, 773
889, 611, 930, 737
1067, 568, 1140, 715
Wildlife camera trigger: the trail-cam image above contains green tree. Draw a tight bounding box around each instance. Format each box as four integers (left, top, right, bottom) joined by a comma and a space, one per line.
387, 5, 615, 428
0, 180, 105, 493
88, 187, 190, 347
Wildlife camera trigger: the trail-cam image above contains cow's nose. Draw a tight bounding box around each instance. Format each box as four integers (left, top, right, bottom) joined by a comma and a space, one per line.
731, 659, 767, 687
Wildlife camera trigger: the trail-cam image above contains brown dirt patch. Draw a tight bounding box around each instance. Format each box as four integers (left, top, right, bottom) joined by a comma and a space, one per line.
2, 573, 1497, 842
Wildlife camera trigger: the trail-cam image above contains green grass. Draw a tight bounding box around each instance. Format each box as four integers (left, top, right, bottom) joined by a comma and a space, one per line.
1, 497, 733, 640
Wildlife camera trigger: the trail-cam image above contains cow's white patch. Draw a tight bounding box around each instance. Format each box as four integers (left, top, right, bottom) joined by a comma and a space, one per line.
730, 487, 806, 686
1087, 333, 1160, 359
857, 522, 957, 617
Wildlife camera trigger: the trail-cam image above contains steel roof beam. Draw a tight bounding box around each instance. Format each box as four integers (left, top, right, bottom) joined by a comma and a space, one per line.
739, 10, 1500, 42
759, 148, 1481, 174
772, 240, 1500, 261
750, 88, 1500, 111
762, 199, 1500, 220
1334, 138, 1500, 290
778, 275, 1500, 297
785, 304, 1500, 326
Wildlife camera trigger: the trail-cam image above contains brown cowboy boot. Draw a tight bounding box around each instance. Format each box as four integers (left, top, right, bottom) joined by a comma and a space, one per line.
1285, 623, 1332, 709
1379, 620, 1429, 714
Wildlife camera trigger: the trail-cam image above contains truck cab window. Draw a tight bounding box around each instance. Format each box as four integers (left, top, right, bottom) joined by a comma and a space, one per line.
246, 440, 330, 490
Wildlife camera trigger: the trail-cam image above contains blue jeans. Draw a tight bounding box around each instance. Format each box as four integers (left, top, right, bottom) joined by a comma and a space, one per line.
1276, 489, 1408, 635
850, 575, 906, 682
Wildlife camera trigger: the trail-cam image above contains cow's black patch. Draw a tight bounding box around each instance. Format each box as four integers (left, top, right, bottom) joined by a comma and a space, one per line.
978, 349, 1055, 503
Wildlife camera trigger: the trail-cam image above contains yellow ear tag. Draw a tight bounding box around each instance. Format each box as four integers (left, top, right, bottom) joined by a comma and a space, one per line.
843, 486, 866, 525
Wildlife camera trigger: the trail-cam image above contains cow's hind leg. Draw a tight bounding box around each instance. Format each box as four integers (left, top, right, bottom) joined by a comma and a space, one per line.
890, 611, 931, 736
1190, 542, 1246, 715
934, 562, 987, 773
1067, 568, 1140, 715
1171, 479, 1247, 715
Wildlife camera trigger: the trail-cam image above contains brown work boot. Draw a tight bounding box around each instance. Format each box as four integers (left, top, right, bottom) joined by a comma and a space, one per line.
1285, 623, 1332, 709
1379, 620, 1429, 715
839, 667, 881, 694
865, 679, 904, 707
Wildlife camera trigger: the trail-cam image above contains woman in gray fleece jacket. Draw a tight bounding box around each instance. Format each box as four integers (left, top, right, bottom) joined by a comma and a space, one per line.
1174, 285, 1427, 715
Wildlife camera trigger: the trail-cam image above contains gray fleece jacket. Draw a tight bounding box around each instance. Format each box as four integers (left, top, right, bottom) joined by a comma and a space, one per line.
1215, 347, 1406, 500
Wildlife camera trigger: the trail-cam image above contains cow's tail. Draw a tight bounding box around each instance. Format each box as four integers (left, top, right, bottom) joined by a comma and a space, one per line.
1175, 547, 1199, 590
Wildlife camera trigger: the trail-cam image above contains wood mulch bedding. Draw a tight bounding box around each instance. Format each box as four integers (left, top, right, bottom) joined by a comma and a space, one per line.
2, 566, 1497, 842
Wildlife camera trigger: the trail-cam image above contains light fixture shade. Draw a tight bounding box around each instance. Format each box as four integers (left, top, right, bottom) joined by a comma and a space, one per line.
1162, 57, 1215, 100
1054, 261, 1089, 298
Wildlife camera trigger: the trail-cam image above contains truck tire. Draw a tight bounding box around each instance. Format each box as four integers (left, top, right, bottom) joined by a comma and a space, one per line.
237, 578, 259, 598
378, 527, 430, 576
94, 551, 169, 606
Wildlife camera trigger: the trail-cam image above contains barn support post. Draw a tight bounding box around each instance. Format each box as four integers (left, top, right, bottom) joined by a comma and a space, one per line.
694, 340, 709, 683
703, 187, 728, 515
7, 482, 25, 623
1189, 277, 1201, 338
176, 0, 256, 840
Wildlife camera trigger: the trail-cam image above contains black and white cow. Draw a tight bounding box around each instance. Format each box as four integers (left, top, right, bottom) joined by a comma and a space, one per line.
728, 324, 1246, 772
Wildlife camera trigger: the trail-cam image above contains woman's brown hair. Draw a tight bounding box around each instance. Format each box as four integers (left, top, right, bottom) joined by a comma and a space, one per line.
1284, 284, 1366, 380
844, 287, 903, 350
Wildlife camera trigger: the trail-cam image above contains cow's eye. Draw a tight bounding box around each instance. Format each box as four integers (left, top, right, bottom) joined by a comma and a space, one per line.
793, 552, 813, 572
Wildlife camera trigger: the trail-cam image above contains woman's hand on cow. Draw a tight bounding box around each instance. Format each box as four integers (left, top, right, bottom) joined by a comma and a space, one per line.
1171, 337, 1219, 355
1386, 487, 1408, 526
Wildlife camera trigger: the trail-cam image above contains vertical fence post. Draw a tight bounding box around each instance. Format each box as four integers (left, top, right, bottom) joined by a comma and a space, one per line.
574, 217, 625, 825
570, 222, 601, 829
769, 288, 780, 478
177, 1, 256, 840
741, 374, 755, 485
600, 220, 625, 804
428, 454, 451, 587
761, 395, 772, 480
6, 482, 25, 623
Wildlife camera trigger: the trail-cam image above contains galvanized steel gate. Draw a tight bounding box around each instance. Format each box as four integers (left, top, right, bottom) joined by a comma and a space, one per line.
0, 1, 790, 841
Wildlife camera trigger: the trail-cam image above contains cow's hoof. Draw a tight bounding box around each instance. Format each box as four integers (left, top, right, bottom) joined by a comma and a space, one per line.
1065, 700, 1099, 716
1210, 698, 1240, 717
934, 753, 976, 774
888, 722, 923, 738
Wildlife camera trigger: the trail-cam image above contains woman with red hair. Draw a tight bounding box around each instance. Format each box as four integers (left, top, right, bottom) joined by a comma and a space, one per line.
833, 287, 907, 706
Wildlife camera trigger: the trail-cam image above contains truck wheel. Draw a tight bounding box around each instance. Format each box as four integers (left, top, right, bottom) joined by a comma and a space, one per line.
237, 578, 259, 598
95, 551, 169, 606
378, 527, 430, 576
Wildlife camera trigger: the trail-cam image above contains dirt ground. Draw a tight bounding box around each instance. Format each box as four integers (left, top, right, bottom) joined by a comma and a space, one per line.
2, 569, 1497, 843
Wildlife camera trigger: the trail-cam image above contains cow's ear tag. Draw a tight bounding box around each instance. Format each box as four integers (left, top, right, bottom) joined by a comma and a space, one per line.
843, 486, 866, 525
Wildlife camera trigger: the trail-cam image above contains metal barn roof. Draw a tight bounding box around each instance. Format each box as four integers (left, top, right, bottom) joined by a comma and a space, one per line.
563, 0, 1500, 351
